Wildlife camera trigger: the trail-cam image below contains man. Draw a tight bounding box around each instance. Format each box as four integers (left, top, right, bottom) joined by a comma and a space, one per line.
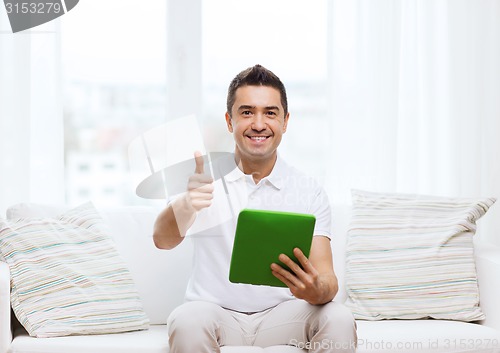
153, 65, 357, 352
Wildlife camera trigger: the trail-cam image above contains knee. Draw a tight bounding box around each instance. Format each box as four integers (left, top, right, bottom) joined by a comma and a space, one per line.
317, 301, 357, 336
167, 301, 224, 352
167, 301, 221, 335
315, 302, 357, 351
323, 301, 356, 324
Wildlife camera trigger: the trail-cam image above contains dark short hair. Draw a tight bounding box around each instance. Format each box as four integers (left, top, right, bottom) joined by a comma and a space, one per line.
226, 64, 288, 117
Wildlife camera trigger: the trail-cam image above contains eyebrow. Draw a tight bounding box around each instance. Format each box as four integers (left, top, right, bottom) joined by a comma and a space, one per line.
237, 105, 280, 111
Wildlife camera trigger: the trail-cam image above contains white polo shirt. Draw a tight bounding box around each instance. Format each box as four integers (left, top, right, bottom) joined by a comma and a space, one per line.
184, 155, 331, 312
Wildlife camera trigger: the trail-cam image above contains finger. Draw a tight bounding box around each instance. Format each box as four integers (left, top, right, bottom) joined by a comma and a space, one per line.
194, 151, 204, 174
271, 268, 294, 289
189, 173, 214, 185
271, 263, 298, 289
293, 248, 316, 274
279, 253, 305, 277
191, 199, 212, 210
189, 190, 214, 201
188, 179, 215, 193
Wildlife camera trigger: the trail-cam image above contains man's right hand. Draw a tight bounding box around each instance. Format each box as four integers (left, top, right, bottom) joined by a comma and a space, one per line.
153, 151, 214, 249
185, 151, 214, 212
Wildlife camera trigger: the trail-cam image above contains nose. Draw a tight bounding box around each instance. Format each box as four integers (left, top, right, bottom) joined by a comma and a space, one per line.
251, 113, 266, 131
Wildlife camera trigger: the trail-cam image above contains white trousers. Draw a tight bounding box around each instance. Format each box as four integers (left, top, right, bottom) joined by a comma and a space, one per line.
167, 300, 357, 353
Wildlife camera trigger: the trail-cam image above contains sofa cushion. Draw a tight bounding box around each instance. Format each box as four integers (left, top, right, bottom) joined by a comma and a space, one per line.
98, 207, 193, 325
356, 320, 500, 353
345, 189, 496, 321
0, 203, 149, 337
10, 325, 169, 353
6, 202, 194, 325
11, 325, 307, 353
10, 321, 499, 353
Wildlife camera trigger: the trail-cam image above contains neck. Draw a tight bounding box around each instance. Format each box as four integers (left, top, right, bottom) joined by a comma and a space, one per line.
234, 151, 277, 184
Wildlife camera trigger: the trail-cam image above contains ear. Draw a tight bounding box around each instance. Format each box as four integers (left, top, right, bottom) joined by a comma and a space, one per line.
225, 112, 233, 133
283, 112, 290, 133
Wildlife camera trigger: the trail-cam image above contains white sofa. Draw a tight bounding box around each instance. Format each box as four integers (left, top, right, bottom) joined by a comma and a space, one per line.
2, 203, 500, 353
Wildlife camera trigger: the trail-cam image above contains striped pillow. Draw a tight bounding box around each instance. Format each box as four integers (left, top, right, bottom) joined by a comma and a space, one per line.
345, 189, 496, 321
0, 203, 149, 337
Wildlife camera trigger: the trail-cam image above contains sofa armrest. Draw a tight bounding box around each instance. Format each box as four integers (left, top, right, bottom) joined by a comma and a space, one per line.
475, 242, 500, 331
0, 261, 12, 353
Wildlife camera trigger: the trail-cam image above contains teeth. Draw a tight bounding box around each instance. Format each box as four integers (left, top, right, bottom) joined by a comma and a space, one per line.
250, 136, 267, 141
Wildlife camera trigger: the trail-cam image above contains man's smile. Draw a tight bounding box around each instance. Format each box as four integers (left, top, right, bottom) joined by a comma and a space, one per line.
247, 135, 271, 143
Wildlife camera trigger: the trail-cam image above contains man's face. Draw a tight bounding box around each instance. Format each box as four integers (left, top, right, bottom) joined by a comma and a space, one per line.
225, 85, 289, 163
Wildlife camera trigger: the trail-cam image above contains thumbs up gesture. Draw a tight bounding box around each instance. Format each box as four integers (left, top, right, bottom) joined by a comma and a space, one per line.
186, 151, 214, 212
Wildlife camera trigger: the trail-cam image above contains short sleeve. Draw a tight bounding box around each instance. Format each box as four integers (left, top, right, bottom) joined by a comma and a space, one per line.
309, 185, 331, 239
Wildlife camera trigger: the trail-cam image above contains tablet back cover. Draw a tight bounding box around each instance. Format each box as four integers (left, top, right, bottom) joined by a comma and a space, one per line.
229, 209, 316, 287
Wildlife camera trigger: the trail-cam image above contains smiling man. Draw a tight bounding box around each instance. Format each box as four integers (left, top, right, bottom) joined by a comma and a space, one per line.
153, 65, 357, 352
226, 84, 286, 178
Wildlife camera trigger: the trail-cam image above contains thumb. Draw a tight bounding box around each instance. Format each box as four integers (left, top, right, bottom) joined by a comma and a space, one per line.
194, 151, 204, 174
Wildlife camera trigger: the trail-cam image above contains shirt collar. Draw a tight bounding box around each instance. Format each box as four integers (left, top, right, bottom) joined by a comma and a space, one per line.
223, 153, 287, 190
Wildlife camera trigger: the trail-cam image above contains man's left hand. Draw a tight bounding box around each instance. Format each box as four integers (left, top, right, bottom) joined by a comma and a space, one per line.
270, 247, 327, 305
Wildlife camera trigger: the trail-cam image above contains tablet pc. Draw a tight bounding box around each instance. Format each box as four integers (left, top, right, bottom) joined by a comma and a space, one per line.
229, 209, 316, 287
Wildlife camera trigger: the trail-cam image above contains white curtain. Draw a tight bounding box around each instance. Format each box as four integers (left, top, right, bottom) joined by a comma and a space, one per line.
0, 16, 64, 216
327, 0, 500, 244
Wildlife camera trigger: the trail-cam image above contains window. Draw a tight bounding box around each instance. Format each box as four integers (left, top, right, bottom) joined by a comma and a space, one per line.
61, 0, 167, 206
202, 0, 329, 179
62, 0, 329, 207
